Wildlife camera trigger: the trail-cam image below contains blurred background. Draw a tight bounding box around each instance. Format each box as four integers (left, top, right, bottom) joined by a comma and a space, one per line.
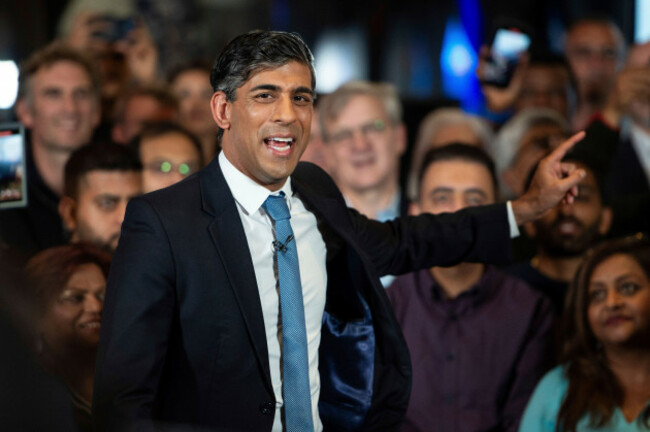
0, 0, 647, 131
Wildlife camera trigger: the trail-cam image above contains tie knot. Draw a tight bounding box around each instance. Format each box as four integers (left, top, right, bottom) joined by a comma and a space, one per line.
263, 193, 291, 221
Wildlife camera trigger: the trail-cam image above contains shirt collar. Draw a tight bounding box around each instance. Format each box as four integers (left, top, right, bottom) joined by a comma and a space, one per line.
629, 122, 650, 147
219, 151, 294, 215
376, 190, 402, 222
426, 266, 494, 308
343, 190, 402, 221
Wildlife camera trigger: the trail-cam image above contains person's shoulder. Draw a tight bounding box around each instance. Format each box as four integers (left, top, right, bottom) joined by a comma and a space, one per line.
140, 173, 201, 207
293, 161, 343, 199
518, 365, 568, 432
386, 271, 418, 297
126, 173, 202, 225
529, 365, 569, 409
487, 266, 549, 305
536, 365, 567, 392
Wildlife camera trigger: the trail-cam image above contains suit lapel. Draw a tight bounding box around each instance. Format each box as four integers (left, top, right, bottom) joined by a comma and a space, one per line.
200, 158, 272, 392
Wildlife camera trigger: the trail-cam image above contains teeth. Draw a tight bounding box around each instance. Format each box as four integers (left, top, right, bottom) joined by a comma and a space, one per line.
82, 322, 101, 329
269, 137, 293, 143
269, 143, 290, 151
558, 222, 577, 235
265, 137, 293, 152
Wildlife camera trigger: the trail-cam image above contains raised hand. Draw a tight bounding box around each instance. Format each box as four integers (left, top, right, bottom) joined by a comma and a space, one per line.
511, 131, 587, 225
115, 20, 159, 84
476, 45, 529, 113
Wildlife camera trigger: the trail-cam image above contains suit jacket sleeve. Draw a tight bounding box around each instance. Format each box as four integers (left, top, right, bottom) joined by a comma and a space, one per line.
93, 197, 176, 431
346, 203, 512, 277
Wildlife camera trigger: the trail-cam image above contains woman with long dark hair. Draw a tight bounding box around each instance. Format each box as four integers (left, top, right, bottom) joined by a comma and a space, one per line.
519, 235, 650, 431
25, 243, 111, 432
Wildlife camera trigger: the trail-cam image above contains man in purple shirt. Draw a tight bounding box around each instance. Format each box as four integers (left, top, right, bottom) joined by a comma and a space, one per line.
387, 143, 554, 432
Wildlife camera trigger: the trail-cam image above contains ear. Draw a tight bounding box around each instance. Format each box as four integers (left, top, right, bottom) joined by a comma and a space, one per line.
598, 206, 613, 236
523, 221, 536, 238
210, 91, 231, 130
16, 99, 34, 128
395, 123, 407, 156
409, 201, 421, 216
58, 196, 78, 234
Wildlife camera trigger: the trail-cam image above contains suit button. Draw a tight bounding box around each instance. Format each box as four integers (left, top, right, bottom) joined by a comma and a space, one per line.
259, 402, 274, 415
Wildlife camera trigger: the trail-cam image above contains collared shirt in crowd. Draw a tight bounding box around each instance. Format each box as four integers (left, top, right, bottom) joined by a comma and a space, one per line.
387, 266, 554, 432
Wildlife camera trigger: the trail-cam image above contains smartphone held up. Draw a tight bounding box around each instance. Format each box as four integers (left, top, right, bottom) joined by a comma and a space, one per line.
0, 123, 27, 210
480, 25, 531, 88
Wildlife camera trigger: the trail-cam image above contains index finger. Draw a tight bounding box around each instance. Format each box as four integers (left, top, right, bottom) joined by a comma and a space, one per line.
547, 131, 586, 163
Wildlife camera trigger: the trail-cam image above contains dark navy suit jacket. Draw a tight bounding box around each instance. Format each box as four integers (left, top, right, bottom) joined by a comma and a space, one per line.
93, 158, 512, 431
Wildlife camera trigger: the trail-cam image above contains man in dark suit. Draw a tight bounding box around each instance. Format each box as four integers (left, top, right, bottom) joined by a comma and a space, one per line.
93, 30, 586, 432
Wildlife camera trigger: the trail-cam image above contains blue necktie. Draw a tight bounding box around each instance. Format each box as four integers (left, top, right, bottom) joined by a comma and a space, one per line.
262, 193, 314, 432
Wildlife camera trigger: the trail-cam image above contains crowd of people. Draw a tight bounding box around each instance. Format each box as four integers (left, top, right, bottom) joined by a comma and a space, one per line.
0, 9, 649, 432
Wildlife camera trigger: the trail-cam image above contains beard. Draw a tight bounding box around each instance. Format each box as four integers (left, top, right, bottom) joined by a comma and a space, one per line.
74, 221, 118, 254
534, 215, 603, 257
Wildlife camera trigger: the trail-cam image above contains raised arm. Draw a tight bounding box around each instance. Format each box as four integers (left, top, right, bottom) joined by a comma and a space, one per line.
512, 131, 587, 225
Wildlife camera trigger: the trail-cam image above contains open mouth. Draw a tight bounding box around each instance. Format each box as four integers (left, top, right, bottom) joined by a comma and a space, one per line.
264, 137, 295, 156
79, 321, 101, 329
557, 221, 579, 236
350, 154, 375, 168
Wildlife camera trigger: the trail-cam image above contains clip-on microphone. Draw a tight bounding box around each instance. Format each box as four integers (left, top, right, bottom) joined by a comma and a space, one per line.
272, 234, 294, 253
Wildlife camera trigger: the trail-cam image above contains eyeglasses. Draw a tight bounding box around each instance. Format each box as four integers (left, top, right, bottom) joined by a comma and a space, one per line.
145, 161, 198, 176
568, 47, 620, 63
327, 119, 388, 144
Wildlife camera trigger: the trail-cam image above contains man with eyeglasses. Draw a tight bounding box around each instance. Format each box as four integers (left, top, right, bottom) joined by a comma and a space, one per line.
319, 81, 408, 286
128, 121, 203, 193
319, 81, 408, 223
564, 18, 626, 131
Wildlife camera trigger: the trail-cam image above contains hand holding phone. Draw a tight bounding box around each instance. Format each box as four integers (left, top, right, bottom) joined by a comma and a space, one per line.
480, 27, 531, 88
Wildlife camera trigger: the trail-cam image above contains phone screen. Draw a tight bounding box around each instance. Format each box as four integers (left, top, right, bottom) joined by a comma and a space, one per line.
480, 27, 531, 88
492, 29, 531, 61
0, 123, 27, 209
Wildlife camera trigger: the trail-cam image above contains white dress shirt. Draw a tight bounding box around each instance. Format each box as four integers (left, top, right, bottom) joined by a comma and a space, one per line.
219, 152, 520, 430
219, 152, 327, 432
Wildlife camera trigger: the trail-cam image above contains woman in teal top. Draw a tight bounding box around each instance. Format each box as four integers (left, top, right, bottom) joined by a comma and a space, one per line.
520, 235, 650, 432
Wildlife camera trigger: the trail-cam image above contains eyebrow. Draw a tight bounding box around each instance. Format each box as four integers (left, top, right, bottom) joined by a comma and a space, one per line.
590, 273, 642, 288
94, 194, 120, 200
250, 84, 314, 96
463, 188, 488, 197
431, 187, 453, 195
614, 273, 642, 284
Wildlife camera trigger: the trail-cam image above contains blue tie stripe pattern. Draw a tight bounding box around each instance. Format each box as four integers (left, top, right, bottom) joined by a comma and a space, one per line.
262, 193, 314, 432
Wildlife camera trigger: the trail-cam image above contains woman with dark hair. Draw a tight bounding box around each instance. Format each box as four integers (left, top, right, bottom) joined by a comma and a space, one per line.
519, 235, 650, 431
25, 243, 111, 432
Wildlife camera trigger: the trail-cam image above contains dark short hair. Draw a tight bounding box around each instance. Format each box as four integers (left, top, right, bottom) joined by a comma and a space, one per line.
64, 142, 142, 199
210, 30, 315, 99
210, 30, 315, 140
18, 41, 101, 103
128, 121, 204, 167
417, 143, 499, 199
24, 243, 112, 314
